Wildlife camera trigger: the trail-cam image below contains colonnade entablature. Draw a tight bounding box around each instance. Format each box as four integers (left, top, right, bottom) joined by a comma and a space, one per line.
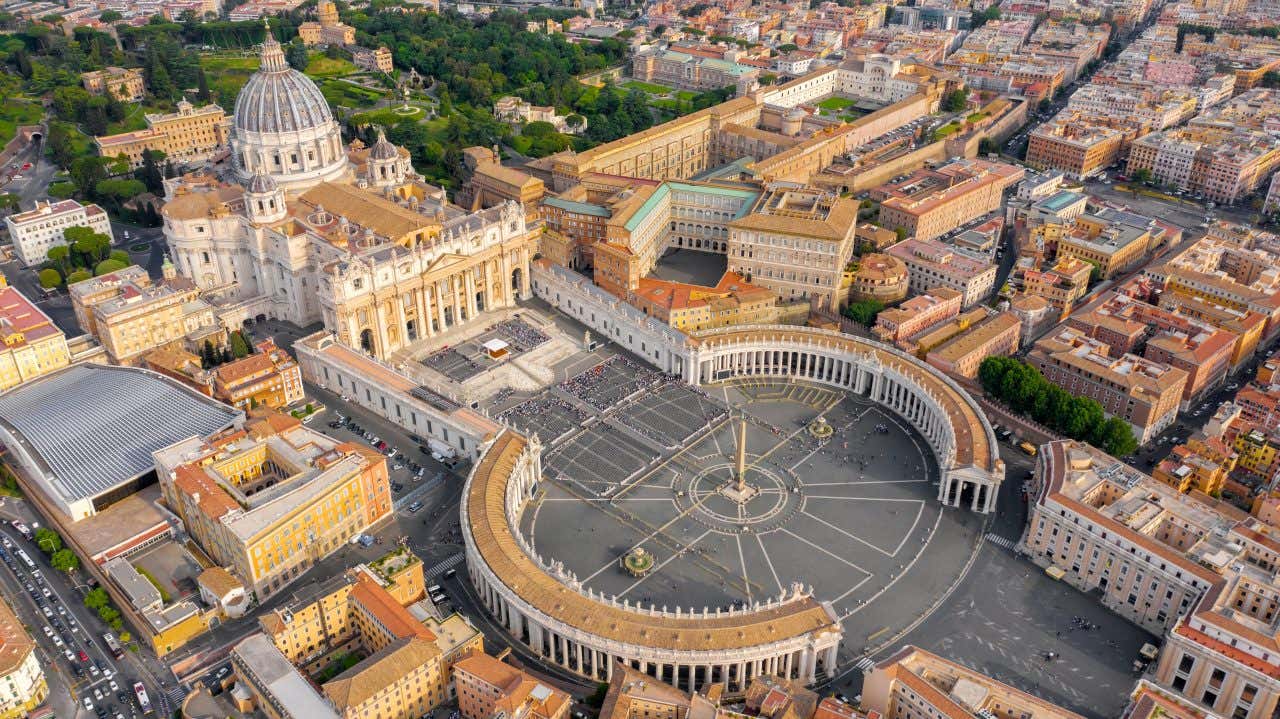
685, 325, 1003, 513
462, 431, 844, 695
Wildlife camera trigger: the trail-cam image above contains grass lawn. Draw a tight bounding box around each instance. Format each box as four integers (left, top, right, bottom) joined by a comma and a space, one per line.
932, 121, 962, 141
841, 112, 865, 122
201, 54, 260, 106
817, 96, 856, 111
0, 101, 43, 147
623, 80, 673, 95
306, 52, 358, 77
319, 78, 387, 109
316, 652, 366, 682
675, 90, 698, 102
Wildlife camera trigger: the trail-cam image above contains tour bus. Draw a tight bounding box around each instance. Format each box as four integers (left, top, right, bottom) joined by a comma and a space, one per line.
1018, 441, 1038, 457
14, 549, 34, 570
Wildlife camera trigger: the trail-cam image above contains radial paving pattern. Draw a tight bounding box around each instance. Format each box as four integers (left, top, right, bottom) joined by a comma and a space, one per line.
518, 377, 986, 657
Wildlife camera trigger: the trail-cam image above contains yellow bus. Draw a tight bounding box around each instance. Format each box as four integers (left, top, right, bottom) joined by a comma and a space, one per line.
1019, 441, 1037, 456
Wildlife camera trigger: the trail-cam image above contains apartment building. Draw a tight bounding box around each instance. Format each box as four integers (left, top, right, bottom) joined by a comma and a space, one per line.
69, 264, 222, 366
925, 311, 1021, 379
1158, 292, 1266, 371
1127, 127, 1280, 204
884, 238, 998, 308
3, 199, 113, 267
234, 549, 484, 719
80, 66, 145, 102
1057, 209, 1173, 279
1021, 255, 1092, 318
1068, 294, 1235, 407
1151, 436, 1237, 495
871, 287, 963, 345
95, 100, 231, 170
1066, 85, 1198, 131
1030, 327, 1187, 443
727, 185, 859, 308
863, 646, 1085, 719
1023, 441, 1224, 636
455, 653, 571, 719
0, 276, 71, 392
1022, 439, 1280, 719
212, 338, 305, 410
1234, 385, 1280, 433
1026, 115, 1125, 181
873, 159, 1025, 242
0, 595, 47, 719
154, 412, 393, 599
1151, 224, 1280, 342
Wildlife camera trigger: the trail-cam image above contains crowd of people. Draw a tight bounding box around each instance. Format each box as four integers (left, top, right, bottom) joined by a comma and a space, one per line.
558, 357, 665, 409
499, 395, 588, 441
494, 318, 551, 352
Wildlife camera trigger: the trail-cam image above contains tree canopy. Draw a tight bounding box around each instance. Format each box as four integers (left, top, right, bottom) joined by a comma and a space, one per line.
978, 356, 1138, 457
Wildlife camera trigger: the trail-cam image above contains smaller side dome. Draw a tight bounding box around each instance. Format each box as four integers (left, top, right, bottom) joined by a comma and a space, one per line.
247, 170, 278, 194
370, 129, 398, 161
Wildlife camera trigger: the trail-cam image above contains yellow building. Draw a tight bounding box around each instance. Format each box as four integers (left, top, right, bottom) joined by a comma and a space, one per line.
1232, 426, 1280, 479
456, 653, 571, 719
69, 263, 222, 365
627, 271, 781, 332
242, 548, 484, 719
0, 595, 46, 719
154, 412, 393, 599
1056, 211, 1167, 279
81, 67, 145, 102
0, 275, 71, 391
298, 1, 356, 46
95, 100, 231, 170
727, 185, 860, 309
1152, 436, 1237, 495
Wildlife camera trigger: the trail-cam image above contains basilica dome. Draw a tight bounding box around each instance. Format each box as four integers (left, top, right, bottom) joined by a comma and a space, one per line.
230, 28, 349, 192
233, 47, 334, 135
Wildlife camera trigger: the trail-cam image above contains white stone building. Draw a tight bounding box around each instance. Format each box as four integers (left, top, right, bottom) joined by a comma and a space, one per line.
3, 199, 114, 267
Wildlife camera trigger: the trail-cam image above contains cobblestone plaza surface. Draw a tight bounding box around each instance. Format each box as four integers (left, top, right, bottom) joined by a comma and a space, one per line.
515, 375, 986, 659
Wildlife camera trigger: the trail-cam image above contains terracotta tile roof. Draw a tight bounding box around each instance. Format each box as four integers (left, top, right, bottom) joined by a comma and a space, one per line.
456, 653, 570, 719
351, 573, 436, 642
197, 566, 243, 597
172, 464, 239, 520
1175, 623, 1280, 679
323, 636, 441, 709
0, 596, 34, 677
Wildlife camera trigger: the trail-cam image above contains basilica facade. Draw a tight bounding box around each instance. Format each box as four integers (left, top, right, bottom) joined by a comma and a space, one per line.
161, 31, 537, 359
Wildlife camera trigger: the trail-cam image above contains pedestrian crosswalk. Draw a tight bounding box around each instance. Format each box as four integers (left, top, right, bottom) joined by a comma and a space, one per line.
854, 657, 876, 672
985, 533, 1017, 550
165, 685, 187, 707
425, 553, 463, 579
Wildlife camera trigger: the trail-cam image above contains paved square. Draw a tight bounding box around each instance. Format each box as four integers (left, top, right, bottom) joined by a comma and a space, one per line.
517, 376, 986, 661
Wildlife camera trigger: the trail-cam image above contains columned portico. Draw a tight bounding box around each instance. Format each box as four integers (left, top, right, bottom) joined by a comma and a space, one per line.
685, 325, 1003, 514
462, 432, 843, 696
